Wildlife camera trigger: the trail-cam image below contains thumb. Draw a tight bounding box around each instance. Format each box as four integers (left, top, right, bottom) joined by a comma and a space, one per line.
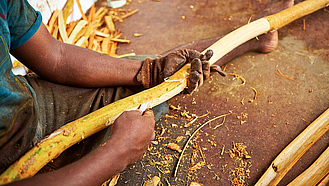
143, 109, 154, 117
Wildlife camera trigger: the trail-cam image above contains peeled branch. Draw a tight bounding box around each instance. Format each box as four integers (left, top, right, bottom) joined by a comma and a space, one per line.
318, 174, 329, 186
287, 146, 329, 186
255, 108, 329, 186
1, 0, 328, 184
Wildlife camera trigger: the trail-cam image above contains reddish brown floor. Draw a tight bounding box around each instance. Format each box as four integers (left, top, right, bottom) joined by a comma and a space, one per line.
95, 0, 329, 185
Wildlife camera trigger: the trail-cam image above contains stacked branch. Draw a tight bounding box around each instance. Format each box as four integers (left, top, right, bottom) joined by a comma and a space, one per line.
46, 0, 137, 57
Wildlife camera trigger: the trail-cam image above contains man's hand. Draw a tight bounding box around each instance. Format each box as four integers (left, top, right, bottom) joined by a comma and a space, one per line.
136, 49, 226, 94
186, 50, 227, 93
108, 109, 155, 166
7, 109, 155, 186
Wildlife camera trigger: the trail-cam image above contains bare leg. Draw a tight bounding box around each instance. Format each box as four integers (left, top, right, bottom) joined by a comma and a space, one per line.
254, 0, 295, 53
162, 0, 295, 66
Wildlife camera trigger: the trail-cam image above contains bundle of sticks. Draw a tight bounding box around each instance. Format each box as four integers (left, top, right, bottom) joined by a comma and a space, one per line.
46, 0, 137, 57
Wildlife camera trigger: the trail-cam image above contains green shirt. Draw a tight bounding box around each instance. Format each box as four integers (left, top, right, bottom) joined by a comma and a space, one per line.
0, 0, 42, 173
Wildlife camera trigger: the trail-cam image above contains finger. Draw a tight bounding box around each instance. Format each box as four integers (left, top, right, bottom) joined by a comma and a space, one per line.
179, 49, 202, 62
135, 109, 144, 115
201, 50, 213, 61
185, 49, 202, 60
186, 71, 200, 94
151, 132, 156, 140
210, 65, 227, 77
191, 58, 203, 86
143, 109, 154, 117
143, 109, 155, 128
202, 61, 211, 80
190, 58, 202, 74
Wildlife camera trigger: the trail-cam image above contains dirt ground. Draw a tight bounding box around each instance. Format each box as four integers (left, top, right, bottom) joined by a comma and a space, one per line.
48, 0, 329, 185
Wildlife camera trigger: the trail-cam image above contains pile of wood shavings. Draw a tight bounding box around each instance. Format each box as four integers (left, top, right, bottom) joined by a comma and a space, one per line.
46, 0, 138, 57
228, 142, 252, 186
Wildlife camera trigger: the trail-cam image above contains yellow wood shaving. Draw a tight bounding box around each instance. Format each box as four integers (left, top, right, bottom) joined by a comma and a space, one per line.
75, 0, 88, 21
251, 87, 257, 100
120, 9, 139, 19
58, 10, 68, 42
219, 72, 246, 87
276, 69, 296, 81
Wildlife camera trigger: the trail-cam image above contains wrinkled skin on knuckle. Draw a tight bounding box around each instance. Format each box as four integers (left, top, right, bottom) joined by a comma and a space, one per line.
189, 71, 200, 84
179, 49, 201, 61
202, 61, 211, 80
186, 71, 200, 94
162, 53, 186, 78
190, 58, 202, 74
190, 58, 203, 85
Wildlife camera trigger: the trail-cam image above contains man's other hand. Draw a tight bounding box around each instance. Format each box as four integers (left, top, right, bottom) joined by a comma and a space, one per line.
108, 109, 155, 166
136, 49, 226, 94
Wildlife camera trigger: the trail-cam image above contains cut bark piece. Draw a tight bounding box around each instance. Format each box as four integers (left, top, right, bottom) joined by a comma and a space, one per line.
109, 41, 117, 56
58, 10, 69, 43
75, 36, 88, 47
67, 20, 88, 44
75, 0, 88, 21
120, 9, 139, 19
88, 3, 96, 23
94, 30, 110, 38
101, 37, 110, 54
95, 7, 106, 18
104, 174, 120, 186
88, 32, 95, 49
95, 9, 108, 22
105, 16, 116, 32
116, 53, 136, 58
63, 0, 74, 24
66, 21, 78, 37
52, 25, 59, 38
110, 38, 130, 43
47, 9, 59, 33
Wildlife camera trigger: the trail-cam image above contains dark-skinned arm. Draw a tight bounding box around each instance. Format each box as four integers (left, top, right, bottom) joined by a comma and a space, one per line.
6, 110, 155, 186
11, 23, 143, 87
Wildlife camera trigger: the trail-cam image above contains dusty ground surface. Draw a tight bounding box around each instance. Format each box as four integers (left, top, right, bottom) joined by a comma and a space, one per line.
88, 0, 328, 185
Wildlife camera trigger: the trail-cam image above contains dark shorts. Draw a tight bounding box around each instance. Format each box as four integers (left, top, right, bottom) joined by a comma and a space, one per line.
22, 38, 216, 170
23, 55, 158, 169
24, 73, 144, 168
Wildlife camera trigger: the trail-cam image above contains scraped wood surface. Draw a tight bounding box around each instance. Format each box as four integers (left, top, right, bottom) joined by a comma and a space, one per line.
287, 147, 329, 186
255, 108, 329, 186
